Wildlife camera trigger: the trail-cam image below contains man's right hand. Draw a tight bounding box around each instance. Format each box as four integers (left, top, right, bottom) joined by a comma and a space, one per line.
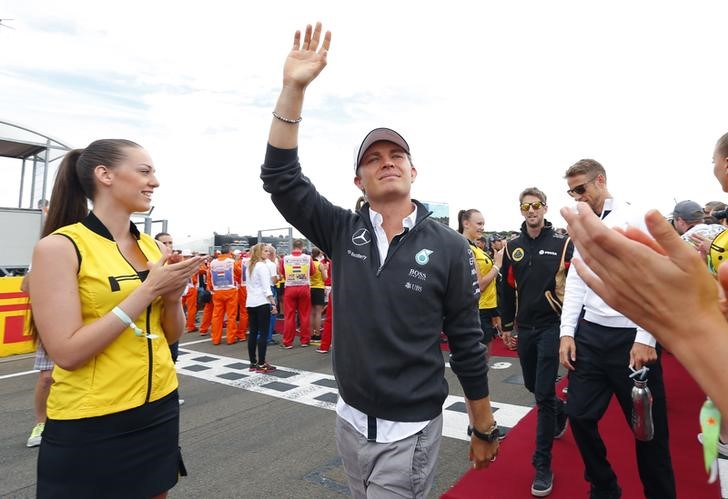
283, 23, 331, 91
559, 336, 576, 370
501, 330, 517, 351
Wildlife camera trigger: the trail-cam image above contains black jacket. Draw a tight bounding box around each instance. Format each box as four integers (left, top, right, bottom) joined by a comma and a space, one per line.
500, 221, 573, 331
261, 145, 488, 421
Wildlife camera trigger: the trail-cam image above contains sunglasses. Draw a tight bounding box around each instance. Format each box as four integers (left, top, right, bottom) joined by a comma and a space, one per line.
520, 201, 545, 212
566, 177, 598, 197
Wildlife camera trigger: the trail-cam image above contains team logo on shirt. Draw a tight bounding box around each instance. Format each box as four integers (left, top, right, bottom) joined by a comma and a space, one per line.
512, 247, 525, 262
415, 249, 434, 266
352, 228, 371, 246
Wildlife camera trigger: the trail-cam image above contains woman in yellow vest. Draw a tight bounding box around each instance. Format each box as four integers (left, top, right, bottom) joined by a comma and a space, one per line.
309, 247, 329, 344
458, 209, 503, 359
29, 139, 202, 499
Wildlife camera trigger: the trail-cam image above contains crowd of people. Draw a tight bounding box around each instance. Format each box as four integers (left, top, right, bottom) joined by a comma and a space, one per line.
19, 20, 728, 499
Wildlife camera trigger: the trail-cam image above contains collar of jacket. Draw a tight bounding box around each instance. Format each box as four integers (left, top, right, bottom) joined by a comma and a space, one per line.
519, 219, 554, 239
358, 199, 433, 233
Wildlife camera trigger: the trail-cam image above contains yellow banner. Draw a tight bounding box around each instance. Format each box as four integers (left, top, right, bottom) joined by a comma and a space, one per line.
0, 277, 35, 357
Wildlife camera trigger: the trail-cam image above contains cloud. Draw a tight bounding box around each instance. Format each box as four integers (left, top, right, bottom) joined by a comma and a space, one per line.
1, 0, 728, 239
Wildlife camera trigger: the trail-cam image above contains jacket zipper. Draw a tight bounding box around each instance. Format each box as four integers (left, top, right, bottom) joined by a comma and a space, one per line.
116, 243, 154, 405
145, 305, 153, 403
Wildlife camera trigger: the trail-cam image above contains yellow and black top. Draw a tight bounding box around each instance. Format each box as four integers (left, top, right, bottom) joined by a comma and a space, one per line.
709, 229, 728, 275
310, 260, 325, 289
469, 242, 498, 310
47, 212, 178, 420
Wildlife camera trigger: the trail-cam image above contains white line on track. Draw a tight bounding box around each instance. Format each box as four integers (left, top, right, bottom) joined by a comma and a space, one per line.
179, 337, 214, 347
0, 369, 39, 380
176, 348, 532, 441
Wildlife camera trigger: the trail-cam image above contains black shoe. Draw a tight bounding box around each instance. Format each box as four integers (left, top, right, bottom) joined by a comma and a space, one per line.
589, 484, 621, 499
531, 468, 553, 497
554, 408, 568, 439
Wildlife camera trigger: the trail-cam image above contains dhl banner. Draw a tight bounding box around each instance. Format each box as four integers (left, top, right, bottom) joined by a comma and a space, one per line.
0, 277, 35, 357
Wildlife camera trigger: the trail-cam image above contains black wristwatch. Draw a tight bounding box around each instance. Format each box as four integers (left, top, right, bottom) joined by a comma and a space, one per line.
467, 422, 499, 442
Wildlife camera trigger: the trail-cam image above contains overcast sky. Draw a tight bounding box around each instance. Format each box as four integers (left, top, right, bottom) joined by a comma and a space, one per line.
2, 1, 727, 244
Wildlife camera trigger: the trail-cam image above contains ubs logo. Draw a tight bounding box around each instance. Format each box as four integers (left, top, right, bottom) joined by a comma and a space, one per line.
352, 228, 371, 246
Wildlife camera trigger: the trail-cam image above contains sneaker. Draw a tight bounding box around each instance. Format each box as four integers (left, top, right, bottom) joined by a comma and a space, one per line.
267, 339, 279, 345
280, 343, 293, 349
300, 343, 310, 347
531, 468, 553, 497
178, 399, 185, 406
256, 362, 277, 373
698, 433, 728, 456
249, 363, 258, 372
554, 408, 568, 439
310, 339, 322, 346
315, 348, 329, 354
26, 422, 44, 448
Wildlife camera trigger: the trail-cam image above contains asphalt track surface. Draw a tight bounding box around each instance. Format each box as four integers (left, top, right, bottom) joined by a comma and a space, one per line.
0, 333, 538, 498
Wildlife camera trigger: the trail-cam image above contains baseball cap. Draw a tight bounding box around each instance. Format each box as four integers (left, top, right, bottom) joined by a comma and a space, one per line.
356, 128, 410, 170
489, 234, 505, 243
672, 200, 704, 223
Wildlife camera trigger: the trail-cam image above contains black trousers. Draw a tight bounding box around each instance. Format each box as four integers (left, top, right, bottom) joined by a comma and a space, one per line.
247, 304, 271, 364
517, 323, 564, 469
566, 319, 675, 499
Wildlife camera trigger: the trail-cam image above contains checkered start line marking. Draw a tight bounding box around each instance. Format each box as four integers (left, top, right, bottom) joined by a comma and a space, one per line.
176, 348, 531, 442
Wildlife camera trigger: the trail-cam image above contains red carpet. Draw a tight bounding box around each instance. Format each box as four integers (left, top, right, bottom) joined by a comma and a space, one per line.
443, 352, 719, 498
440, 337, 519, 358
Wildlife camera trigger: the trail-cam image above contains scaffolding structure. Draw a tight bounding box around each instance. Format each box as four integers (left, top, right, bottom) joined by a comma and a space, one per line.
0, 120, 72, 210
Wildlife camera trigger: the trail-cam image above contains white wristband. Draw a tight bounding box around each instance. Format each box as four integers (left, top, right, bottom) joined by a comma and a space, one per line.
112, 306, 157, 339
492, 265, 500, 274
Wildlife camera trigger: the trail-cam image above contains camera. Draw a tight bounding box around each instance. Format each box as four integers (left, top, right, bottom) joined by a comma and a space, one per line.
712, 209, 728, 220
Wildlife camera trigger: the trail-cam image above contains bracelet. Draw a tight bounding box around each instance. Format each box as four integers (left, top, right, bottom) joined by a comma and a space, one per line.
492, 265, 500, 273
112, 306, 144, 336
272, 111, 302, 124
112, 306, 157, 339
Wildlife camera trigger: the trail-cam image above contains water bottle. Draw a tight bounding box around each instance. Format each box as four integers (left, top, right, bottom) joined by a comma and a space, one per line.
630, 368, 654, 442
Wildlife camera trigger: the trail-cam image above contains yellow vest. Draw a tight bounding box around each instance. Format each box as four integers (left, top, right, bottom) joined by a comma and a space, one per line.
709, 229, 728, 275
471, 243, 498, 310
47, 217, 178, 420
310, 261, 325, 289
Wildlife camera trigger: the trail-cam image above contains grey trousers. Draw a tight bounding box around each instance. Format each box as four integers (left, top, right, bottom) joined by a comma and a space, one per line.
335, 414, 443, 499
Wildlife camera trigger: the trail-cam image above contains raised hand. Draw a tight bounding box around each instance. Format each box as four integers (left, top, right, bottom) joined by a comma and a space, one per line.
283, 22, 332, 90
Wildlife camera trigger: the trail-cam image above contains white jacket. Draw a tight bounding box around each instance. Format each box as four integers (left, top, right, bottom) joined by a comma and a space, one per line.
560, 197, 657, 347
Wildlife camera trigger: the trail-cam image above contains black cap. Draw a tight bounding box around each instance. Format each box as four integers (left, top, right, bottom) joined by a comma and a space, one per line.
356, 128, 410, 170
672, 200, 704, 223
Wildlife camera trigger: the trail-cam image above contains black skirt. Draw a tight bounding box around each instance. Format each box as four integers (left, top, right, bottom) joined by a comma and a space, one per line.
310, 288, 325, 306
37, 390, 183, 499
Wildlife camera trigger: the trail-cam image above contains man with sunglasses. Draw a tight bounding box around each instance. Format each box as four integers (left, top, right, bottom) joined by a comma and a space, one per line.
500, 187, 573, 497
560, 159, 675, 499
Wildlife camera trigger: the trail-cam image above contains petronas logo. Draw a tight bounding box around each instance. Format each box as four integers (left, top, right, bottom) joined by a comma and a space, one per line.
415, 249, 434, 266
